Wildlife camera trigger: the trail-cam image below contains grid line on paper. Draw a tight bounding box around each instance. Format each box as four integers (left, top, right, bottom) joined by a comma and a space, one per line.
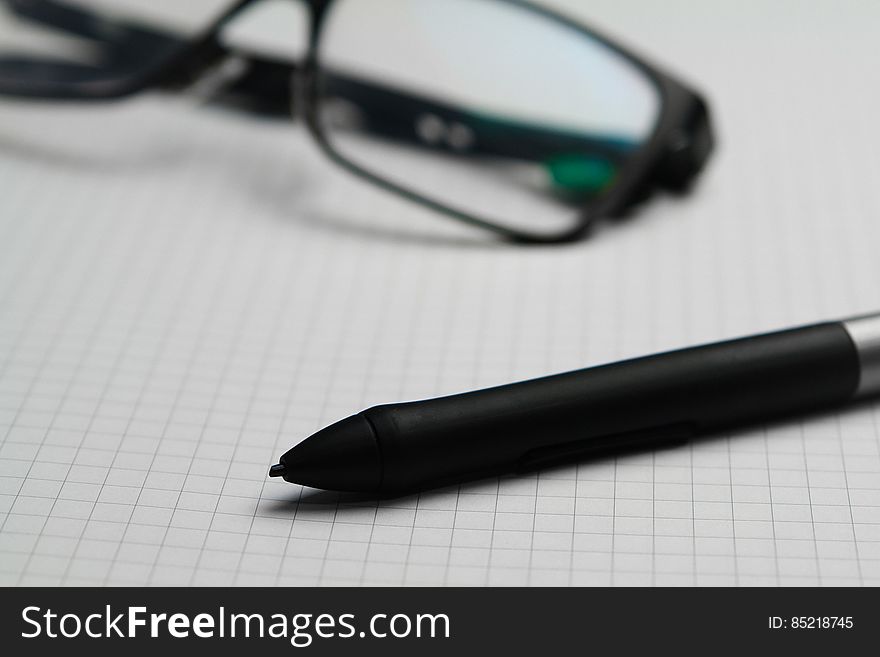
51, 181, 195, 587
4, 178, 153, 584
5, 0, 880, 586
763, 427, 781, 586
835, 414, 864, 583
307, 237, 371, 588
727, 436, 739, 586
265, 237, 337, 588
150, 204, 275, 585
95, 137, 260, 586
799, 423, 822, 585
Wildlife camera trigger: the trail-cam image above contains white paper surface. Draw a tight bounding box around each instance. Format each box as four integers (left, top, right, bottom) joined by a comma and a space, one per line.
2, 0, 880, 586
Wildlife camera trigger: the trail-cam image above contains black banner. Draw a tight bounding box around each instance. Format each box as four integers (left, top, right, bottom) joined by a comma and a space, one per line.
1, 587, 876, 655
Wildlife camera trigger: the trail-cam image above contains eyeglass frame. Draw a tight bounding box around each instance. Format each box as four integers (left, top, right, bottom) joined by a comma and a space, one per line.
0, 0, 714, 244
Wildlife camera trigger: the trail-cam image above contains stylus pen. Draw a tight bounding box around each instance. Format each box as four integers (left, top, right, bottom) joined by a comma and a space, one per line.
269, 312, 880, 493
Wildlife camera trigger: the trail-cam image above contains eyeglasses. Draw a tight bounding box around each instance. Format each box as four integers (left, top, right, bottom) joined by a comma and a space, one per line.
0, 0, 714, 243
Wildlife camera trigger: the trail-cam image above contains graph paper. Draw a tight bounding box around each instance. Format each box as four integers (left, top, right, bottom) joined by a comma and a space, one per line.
3, 0, 880, 586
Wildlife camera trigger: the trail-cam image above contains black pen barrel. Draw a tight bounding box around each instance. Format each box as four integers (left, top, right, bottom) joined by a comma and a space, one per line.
362, 319, 874, 492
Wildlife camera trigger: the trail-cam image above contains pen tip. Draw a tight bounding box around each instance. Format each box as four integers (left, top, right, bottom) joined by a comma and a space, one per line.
275, 414, 381, 492
268, 463, 287, 478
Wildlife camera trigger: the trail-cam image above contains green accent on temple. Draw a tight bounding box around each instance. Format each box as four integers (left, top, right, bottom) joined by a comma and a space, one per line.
546, 155, 616, 194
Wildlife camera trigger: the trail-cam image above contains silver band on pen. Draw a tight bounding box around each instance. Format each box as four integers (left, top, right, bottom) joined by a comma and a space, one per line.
842, 312, 880, 399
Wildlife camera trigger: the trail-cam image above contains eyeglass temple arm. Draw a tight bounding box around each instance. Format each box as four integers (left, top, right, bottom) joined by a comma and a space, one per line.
3, 0, 179, 52
0, 0, 249, 98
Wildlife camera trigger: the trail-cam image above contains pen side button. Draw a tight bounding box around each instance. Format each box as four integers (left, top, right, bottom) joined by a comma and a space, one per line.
516, 422, 696, 473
